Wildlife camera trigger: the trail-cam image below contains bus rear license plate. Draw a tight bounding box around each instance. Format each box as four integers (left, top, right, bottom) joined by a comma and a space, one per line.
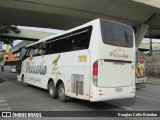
116, 88, 123, 92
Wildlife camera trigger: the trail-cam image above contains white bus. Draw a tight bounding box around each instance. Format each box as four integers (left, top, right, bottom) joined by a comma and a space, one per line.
17, 19, 135, 102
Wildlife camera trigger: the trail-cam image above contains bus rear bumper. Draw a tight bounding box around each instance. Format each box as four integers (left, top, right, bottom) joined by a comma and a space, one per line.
90, 86, 135, 102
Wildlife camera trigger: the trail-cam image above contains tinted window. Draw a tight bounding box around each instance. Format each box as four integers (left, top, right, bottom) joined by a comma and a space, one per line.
26, 26, 93, 56
20, 48, 27, 57
26, 42, 46, 57
100, 20, 133, 48
70, 29, 92, 51
46, 26, 92, 54
28, 46, 36, 57
25, 48, 30, 58
20, 48, 27, 60
33, 43, 46, 56
46, 40, 61, 54
39, 42, 46, 55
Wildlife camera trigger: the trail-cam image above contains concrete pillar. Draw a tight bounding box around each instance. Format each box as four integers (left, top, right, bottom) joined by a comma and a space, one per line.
135, 24, 149, 50
150, 37, 152, 55
5, 44, 10, 53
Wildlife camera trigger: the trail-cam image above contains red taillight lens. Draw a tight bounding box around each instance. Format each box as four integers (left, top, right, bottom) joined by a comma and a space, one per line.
93, 61, 98, 76
93, 60, 98, 86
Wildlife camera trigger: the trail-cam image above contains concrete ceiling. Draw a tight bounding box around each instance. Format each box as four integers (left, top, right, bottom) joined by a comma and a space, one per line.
0, 0, 160, 38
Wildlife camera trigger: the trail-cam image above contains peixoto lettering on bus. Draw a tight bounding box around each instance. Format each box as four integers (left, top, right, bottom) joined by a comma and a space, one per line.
26, 62, 47, 75
110, 48, 128, 58
110, 52, 128, 58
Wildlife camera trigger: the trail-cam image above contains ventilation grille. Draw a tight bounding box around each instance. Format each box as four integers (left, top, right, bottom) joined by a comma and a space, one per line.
71, 74, 84, 95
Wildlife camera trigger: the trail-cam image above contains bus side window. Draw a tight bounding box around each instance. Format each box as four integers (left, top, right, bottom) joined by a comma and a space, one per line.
25, 48, 31, 58
74, 31, 90, 50
46, 40, 61, 54
71, 28, 92, 51
20, 48, 27, 60
61, 36, 73, 53
45, 26, 92, 54
51, 40, 61, 54
61, 28, 92, 52
33, 44, 40, 56
33, 43, 45, 56
30, 47, 36, 56
40, 42, 46, 55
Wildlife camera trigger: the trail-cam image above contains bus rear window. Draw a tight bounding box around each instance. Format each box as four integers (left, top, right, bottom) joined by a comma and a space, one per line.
100, 20, 133, 48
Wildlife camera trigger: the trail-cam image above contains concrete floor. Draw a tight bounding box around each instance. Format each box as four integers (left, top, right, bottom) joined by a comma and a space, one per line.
0, 66, 160, 120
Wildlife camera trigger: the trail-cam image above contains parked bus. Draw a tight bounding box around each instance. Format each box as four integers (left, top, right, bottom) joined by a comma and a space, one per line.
135, 49, 147, 84
17, 19, 135, 102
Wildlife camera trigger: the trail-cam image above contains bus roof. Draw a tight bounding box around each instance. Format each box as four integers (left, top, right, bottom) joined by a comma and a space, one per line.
26, 18, 132, 48
26, 18, 101, 48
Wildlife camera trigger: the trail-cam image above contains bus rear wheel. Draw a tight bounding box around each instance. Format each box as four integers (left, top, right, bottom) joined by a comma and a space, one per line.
48, 81, 58, 99
58, 83, 67, 102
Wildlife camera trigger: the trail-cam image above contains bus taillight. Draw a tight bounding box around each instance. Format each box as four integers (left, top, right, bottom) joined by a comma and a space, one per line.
93, 60, 98, 86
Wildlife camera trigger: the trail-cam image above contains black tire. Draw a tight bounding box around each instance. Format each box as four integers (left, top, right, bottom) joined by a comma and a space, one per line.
58, 83, 67, 102
21, 76, 29, 87
48, 81, 58, 99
